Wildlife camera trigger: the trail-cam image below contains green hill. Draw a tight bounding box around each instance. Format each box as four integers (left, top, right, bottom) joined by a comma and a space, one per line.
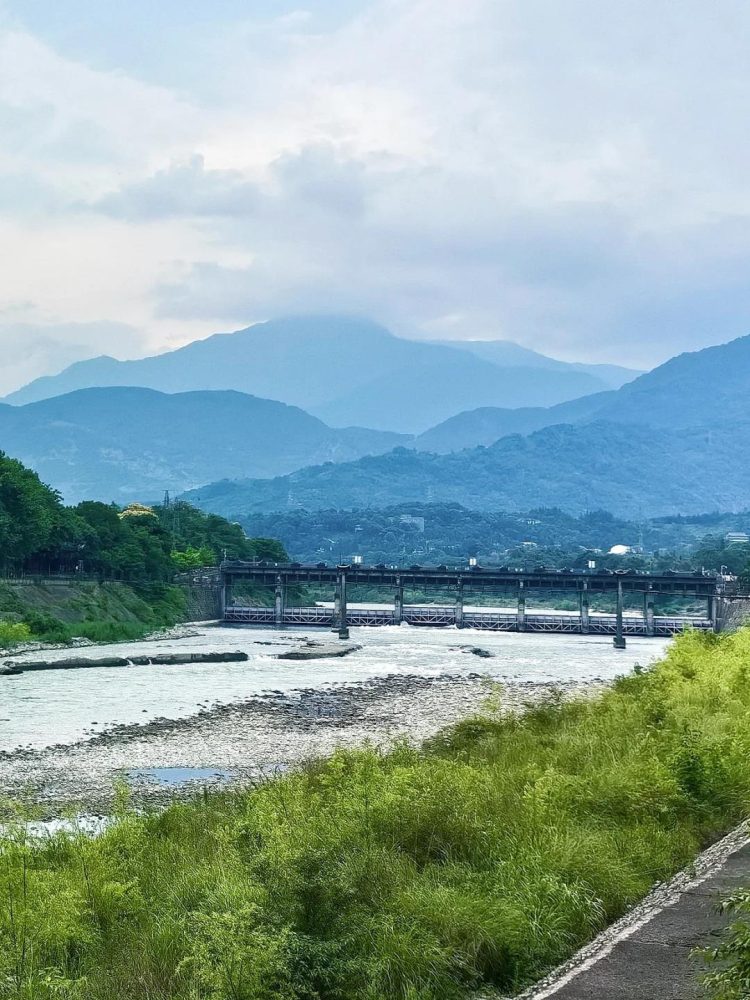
183, 419, 744, 519
0, 386, 407, 503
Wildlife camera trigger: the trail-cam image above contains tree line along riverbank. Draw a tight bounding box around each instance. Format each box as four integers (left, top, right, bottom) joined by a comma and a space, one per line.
0, 450, 288, 648
1, 628, 749, 998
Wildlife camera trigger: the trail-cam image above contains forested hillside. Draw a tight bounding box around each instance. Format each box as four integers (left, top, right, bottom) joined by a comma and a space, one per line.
0, 451, 284, 645
184, 420, 745, 518
238, 503, 750, 569
0, 450, 282, 577
0, 387, 407, 503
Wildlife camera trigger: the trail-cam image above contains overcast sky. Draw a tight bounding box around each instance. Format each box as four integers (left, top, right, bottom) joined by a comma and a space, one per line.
1, 0, 749, 393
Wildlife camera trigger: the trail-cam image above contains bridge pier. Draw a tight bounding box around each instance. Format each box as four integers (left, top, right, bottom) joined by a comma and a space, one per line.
220, 578, 229, 619
455, 580, 464, 628
336, 567, 349, 639
332, 581, 341, 631
394, 581, 404, 625
708, 596, 719, 632
579, 584, 590, 634
517, 581, 526, 631
274, 574, 285, 627
644, 590, 655, 637
614, 579, 626, 648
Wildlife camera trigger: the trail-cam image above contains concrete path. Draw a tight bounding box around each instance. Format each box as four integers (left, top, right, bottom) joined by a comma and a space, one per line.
520, 828, 750, 1000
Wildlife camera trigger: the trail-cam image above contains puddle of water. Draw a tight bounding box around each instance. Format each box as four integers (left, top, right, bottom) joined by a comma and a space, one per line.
0, 816, 111, 839
127, 766, 235, 786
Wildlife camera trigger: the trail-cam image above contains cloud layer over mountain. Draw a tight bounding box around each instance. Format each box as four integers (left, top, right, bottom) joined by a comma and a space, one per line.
1, 0, 750, 391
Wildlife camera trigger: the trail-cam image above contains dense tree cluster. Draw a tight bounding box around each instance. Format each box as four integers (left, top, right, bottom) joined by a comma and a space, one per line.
0, 452, 284, 580
239, 502, 750, 575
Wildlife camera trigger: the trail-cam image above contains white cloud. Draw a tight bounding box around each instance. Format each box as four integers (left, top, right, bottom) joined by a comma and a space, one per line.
1, 0, 750, 391
0, 319, 144, 395
93, 155, 260, 219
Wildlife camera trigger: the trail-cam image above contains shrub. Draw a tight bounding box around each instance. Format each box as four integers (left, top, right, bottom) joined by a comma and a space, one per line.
0, 620, 30, 648
23, 610, 70, 642
699, 889, 750, 999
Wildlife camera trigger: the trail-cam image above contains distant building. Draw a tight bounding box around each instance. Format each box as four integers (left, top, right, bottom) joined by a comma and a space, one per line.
725, 532, 750, 545
608, 544, 632, 556
399, 515, 425, 532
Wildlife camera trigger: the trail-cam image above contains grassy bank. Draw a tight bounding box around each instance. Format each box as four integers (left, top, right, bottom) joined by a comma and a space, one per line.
2, 630, 750, 998
0, 580, 187, 647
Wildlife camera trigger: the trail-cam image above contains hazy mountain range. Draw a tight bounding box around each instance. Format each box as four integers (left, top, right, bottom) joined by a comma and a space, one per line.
4, 316, 639, 434
181, 335, 750, 518
415, 334, 750, 451
3, 315, 748, 518
0, 388, 407, 503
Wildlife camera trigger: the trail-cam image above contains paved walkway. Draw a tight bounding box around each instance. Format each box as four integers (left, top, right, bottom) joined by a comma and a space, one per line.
522, 834, 750, 1000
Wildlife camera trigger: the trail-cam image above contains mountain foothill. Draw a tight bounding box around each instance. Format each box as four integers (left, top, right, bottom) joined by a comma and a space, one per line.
1, 314, 748, 518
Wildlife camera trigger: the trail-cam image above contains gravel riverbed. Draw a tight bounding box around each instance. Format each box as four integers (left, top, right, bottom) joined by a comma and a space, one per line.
0, 671, 607, 818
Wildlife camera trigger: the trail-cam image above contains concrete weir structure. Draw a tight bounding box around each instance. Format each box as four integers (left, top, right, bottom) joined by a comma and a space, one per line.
220, 563, 725, 642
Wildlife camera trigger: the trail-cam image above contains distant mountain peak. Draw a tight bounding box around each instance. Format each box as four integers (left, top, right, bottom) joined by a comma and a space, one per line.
3, 314, 631, 430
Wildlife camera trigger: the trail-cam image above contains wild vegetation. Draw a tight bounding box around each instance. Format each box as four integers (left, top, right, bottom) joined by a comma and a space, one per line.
0, 452, 285, 646
700, 889, 750, 999
1, 629, 749, 998
0, 580, 188, 647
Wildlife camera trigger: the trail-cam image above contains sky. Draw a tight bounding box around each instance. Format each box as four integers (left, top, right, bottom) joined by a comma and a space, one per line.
1, 0, 750, 393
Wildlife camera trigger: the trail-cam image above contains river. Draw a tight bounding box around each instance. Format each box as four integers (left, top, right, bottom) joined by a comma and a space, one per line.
1, 623, 670, 753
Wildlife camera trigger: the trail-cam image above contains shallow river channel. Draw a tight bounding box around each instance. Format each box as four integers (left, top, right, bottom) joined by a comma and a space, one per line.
1, 624, 670, 753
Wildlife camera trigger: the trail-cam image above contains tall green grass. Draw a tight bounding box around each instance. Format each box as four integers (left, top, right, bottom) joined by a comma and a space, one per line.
2, 628, 750, 999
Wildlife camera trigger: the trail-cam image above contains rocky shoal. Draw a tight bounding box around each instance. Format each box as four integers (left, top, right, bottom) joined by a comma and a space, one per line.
0, 672, 608, 818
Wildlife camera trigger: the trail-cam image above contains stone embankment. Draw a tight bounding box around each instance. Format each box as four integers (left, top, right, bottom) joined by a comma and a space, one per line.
1, 650, 248, 675
517, 824, 750, 1000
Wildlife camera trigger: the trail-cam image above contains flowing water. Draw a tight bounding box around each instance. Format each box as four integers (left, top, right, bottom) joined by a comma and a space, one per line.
0, 623, 670, 752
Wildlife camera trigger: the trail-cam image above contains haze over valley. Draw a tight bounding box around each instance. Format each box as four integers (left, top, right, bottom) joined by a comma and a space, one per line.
5, 315, 746, 518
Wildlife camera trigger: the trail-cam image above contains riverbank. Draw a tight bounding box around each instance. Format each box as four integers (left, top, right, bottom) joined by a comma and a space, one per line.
0, 578, 189, 646
0, 623, 663, 752
0, 671, 606, 816
1, 623, 205, 657
0, 629, 747, 999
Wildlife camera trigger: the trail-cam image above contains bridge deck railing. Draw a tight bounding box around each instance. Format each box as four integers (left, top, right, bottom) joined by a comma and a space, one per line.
223, 605, 712, 636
